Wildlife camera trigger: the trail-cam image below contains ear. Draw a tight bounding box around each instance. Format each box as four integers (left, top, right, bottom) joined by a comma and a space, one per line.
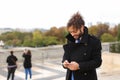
81, 25, 84, 33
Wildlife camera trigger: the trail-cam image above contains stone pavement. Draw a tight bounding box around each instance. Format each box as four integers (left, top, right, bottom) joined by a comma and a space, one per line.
0, 58, 120, 80
0, 59, 66, 80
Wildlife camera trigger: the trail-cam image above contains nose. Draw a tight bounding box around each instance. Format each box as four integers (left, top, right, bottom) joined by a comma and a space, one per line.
70, 32, 75, 36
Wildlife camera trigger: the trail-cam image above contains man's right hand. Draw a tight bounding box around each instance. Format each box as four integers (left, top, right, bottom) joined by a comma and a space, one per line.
63, 60, 70, 68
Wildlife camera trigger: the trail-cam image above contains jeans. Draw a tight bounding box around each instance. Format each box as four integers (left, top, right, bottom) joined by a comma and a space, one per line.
25, 68, 32, 80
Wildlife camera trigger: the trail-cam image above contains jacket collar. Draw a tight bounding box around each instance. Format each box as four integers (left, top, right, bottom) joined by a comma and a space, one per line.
66, 26, 89, 44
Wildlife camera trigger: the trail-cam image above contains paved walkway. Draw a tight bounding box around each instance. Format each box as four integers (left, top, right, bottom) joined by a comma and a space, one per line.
0, 59, 66, 80
0, 59, 120, 80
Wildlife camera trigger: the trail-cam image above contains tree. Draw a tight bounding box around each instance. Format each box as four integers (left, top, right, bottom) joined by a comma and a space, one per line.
32, 29, 43, 47
97, 23, 109, 38
45, 27, 58, 36
117, 24, 120, 41
55, 27, 67, 43
23, 35, 33, 47
44, 26, 67, 44
88, 25, 98, 37
2, 32, 17, 41
109, 26, 118, 37
42, 36, 58, 46
12, 39, 21, 46
101, 33, 115, 42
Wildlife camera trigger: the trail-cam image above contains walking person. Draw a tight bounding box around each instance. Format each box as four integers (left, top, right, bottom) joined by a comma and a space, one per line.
62, 12, 102, 80
22, 49, 32, 80
6, 50, 18, 80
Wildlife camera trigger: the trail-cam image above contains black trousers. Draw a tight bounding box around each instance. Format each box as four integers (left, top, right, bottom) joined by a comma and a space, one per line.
7, 67, 16, 80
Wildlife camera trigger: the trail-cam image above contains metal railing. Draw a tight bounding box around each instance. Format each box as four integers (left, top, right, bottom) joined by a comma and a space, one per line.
102, 42, 120, 53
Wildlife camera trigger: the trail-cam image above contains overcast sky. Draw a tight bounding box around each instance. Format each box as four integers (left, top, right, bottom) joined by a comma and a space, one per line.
0, 0, 120, 29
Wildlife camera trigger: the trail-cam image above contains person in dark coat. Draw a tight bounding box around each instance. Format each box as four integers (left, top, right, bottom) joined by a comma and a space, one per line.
6, 50, 18, 80
22, 49, 32, 80
62, 12, 102, 80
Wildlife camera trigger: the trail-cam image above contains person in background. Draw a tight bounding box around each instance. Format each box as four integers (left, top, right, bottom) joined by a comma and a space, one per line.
6, 50, 18, 80
22, 49, 32, 80
62, 12, 102, 80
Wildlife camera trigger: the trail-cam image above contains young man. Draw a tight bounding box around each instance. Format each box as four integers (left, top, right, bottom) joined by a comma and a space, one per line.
62, 12, 102, 80
6, 51, 18, 80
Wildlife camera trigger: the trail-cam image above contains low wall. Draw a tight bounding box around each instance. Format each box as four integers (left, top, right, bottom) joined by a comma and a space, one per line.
101, 52, 120, 73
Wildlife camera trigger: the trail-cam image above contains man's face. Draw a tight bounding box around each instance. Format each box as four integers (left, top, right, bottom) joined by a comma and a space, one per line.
68, 26, 84, 39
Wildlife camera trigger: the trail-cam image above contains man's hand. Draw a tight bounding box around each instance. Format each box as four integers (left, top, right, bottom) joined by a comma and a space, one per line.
63, 60, 70, 68
67, 61, 80, 71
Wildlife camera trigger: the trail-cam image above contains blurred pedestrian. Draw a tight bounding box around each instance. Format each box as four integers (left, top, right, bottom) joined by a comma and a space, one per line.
6, 50, 18, 80
22, 49, 32, 80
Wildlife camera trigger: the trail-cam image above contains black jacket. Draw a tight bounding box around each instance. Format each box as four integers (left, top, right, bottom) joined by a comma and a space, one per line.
23, 53, 32, 68
6, 54, 18, 66
62, 27, 102, 80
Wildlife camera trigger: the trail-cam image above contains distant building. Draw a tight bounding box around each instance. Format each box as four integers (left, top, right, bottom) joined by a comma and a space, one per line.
0, 27, 48, 34
0, 28, 13, 35
0, 28, 34, 34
